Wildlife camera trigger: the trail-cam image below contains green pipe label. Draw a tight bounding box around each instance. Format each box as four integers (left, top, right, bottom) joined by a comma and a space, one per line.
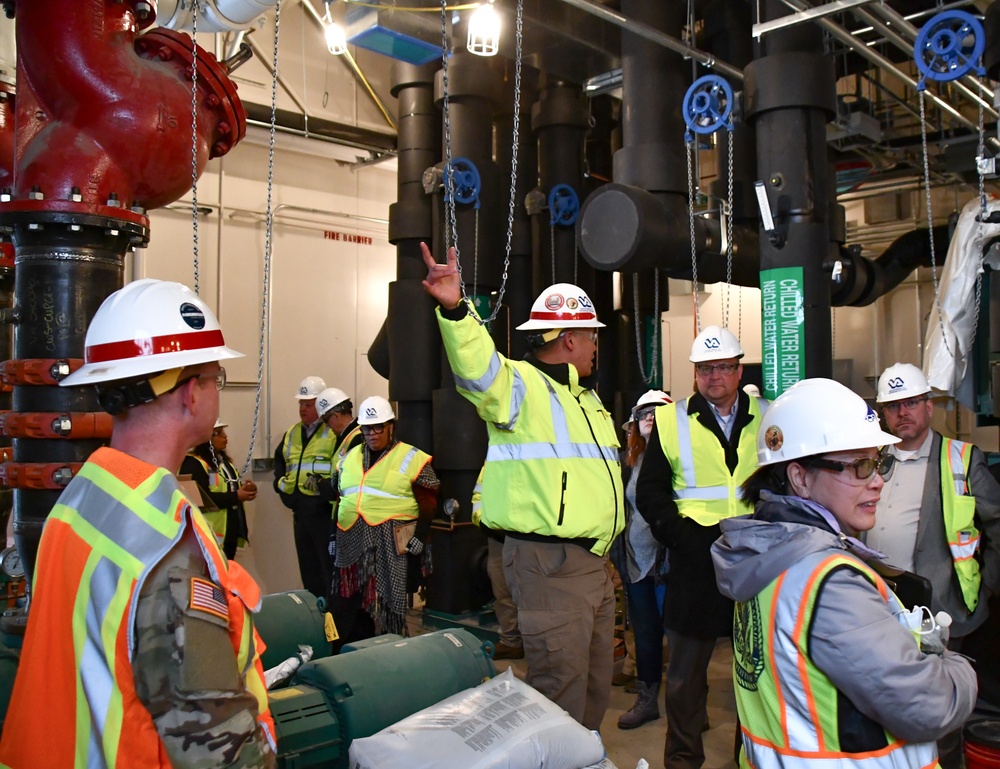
761, 267, 805, 400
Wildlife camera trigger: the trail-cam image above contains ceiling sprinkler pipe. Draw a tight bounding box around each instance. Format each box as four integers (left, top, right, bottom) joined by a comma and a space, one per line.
9, 0, 246, 214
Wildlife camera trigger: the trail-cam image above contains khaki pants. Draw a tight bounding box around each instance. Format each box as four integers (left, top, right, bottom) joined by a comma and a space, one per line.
487, 537, 521, 647
503, 538, 615, 731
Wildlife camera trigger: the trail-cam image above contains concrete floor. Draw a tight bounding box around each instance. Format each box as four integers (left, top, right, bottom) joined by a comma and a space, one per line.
492, 639, 738, 769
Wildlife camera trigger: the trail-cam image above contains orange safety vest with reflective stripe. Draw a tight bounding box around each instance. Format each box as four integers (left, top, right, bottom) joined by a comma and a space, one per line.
0, 447, 275, 769
940, 437, 981, 613
186, 452, 229, 544
733, 551, 939, 769
336, 442, 431, 530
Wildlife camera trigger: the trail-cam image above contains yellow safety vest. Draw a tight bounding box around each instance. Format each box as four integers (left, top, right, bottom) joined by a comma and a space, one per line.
734, 551, 939, 769
336, 424, 363, 463
277, 422, 337, 496
437, 309, 624, 556
940, 438, 981, 613
337, 442, 431, 530
187, 453, 228, 543
656, 396, 761, 526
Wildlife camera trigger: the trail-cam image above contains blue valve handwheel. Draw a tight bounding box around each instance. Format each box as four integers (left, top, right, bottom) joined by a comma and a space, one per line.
914, 10, 985, 84
682, 75, 734, 136
548, 184, 580, 227
443, 157, 482, 206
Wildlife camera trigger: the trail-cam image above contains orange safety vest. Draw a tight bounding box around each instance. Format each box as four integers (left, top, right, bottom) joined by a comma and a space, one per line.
0, 447, 275, 769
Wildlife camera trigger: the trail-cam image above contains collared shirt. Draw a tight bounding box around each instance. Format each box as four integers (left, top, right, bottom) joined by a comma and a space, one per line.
867, 430, 933, 571
707, 399, 737, 440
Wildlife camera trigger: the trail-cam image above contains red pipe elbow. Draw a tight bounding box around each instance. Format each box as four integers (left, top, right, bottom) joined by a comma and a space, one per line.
10, 0, 245, 213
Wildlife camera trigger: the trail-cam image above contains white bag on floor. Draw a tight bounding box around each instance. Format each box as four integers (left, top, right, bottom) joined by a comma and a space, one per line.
348, 667, 606, 769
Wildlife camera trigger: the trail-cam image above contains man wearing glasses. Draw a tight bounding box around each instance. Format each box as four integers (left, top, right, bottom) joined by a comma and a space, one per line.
871, 362, 1000, 768
636, 324, 764, 769
0, 279, 275, 768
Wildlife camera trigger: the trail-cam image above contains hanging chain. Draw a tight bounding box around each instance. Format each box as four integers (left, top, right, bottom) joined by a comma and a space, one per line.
686, 137, 701, 332
919, 90, 952, 357
439, 0, 523, 324
723, 124, 734, 329
472, 207, 479, 299
831, 306, 837, 360
633, 271, 661, 385
240, 0, 281, 477
967, 75, 989, 356
574, 226, 579, 285
550, 223, 556, 283
190, 1, 200, 294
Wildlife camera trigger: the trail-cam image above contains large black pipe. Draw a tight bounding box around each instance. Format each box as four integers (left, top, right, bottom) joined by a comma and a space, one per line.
747, 0, 838, 389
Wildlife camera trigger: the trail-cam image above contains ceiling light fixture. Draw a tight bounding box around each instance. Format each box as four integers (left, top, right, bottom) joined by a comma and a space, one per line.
323, 1, 347, 56
467, 0, 500, 57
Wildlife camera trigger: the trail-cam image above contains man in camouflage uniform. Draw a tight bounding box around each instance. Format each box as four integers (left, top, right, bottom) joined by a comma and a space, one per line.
0, 280, 275, 768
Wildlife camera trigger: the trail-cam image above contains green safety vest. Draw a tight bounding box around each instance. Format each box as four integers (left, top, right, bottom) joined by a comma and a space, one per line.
337, 442, 431, 530
733, 550, 939, 769
437, 309, 624, 557
187, 453, 229, 544
656, 396, 761, 526
277, 423, 337, 496
940, 437, 981, 613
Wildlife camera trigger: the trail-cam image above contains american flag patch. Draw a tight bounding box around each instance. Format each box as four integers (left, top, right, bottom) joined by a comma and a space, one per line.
190, 577, 229, 621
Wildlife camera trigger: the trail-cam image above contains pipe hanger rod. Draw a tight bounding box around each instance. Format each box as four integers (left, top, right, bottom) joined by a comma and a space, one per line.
753, 0, 876, 39
554, 0, 744, 82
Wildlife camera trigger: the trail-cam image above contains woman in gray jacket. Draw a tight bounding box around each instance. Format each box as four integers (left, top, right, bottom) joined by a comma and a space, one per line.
712, 378, 976, 769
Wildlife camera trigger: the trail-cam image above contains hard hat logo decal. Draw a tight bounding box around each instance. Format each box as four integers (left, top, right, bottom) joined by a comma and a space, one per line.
577, 294, 594, 309
544, 294, 565, 311
705, 337, 721, 349
179, 303, 206, 330
887, 377, 905, 391
764, 426, 783, 451
865, 405, 878, 422
365, 407, 378, 418
299, 386, 308, 396
565, 297, 579, 310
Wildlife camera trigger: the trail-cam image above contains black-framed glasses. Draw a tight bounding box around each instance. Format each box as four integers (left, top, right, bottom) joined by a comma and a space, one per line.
633, 406, 658, 422
695, 362, 739, 376
882, 396, 928, 415
360, 424, 386, 435
807, 453, 895, 481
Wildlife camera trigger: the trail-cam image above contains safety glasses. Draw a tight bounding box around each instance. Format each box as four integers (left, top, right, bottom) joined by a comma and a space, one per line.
807, 453, 895, 482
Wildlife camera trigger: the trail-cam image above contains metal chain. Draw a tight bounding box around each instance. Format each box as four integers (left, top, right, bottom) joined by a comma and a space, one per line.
439, 0, 523, 324
240, 0, 281, 477
190, 1, 200, 294
686, 137, 701, 332
919, 90, 952, 357
831, 306, 836, 359
573, 226, 579, 285
473, 207, 479, 299
723, 124, 734, 329
550, 223, 556, 283
633, 271, 661, 385
971, 75, 988, 353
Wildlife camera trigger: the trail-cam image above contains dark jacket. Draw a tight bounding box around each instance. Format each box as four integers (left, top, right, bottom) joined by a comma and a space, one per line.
272, 423, 329, 517
635, 389, 757, 638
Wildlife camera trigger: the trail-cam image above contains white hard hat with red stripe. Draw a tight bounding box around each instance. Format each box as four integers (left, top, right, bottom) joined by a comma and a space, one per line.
516, 283, 605, 331
60, 279, 244, 387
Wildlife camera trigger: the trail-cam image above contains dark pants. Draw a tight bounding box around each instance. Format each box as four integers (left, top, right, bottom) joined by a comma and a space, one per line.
329, 590, 376, 654
663, 631, 718, 769
293, 512, 332, 599
625, 575, 664, 685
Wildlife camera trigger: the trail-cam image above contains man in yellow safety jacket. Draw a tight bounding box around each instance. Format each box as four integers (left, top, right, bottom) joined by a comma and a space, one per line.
422, 243, 623, 732
870, 362, 1000, 768
636, 324, 763, 769
0, 279, 275, 769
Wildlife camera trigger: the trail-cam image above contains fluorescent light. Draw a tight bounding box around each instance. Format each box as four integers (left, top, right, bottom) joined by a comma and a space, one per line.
467, 1, 500, 57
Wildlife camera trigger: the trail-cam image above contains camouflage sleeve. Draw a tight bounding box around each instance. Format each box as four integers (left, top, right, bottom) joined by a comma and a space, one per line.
133, 527, 276, 768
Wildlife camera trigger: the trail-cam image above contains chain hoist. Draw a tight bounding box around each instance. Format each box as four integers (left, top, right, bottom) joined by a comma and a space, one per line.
633, 271, 660, 386
190, 0, 201, 294
547, 183, 580, 284
439, 0, 523, 324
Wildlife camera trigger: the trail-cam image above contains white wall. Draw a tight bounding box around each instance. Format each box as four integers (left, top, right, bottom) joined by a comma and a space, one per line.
133, 129, 396, 593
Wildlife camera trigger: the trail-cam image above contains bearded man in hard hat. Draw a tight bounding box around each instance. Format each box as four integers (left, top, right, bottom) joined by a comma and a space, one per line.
273, 374, 339, 598
0, 280, 275, 769
422, 243, 623, 731
636, 324, 763, 769
871, 362, 1000, 769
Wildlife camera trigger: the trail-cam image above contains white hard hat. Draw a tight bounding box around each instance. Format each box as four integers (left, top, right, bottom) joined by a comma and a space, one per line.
296, 376, 326, 401
60, 279, 244, 387
516, 283, 605, 331
214, 418, 228, 429
357, 395, 395, 425
316, 387, 350, 418
757, 378, 899, 466
743, 384, 761, 398
623, 389, 672, 429
690, 325, 744, 363
876, 362, 931, 404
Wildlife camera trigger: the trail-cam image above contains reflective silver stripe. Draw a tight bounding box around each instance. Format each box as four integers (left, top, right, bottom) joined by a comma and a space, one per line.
742, 733, 938, 769
674, 399, 698, 490
283, 463, 301, 478
538, 372, 572, 447
80, 557, 122, 768
351, 487, 411, 501
674, 486, 730, 500
453, 350, 503, 393
486, 442, 618, 463
948, 440, 968, 495
309, 462, 332, 473
496, 368, 527, 430
398, 447, 419, 475
951, 538, 980, 559
341, 485, 362, 497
